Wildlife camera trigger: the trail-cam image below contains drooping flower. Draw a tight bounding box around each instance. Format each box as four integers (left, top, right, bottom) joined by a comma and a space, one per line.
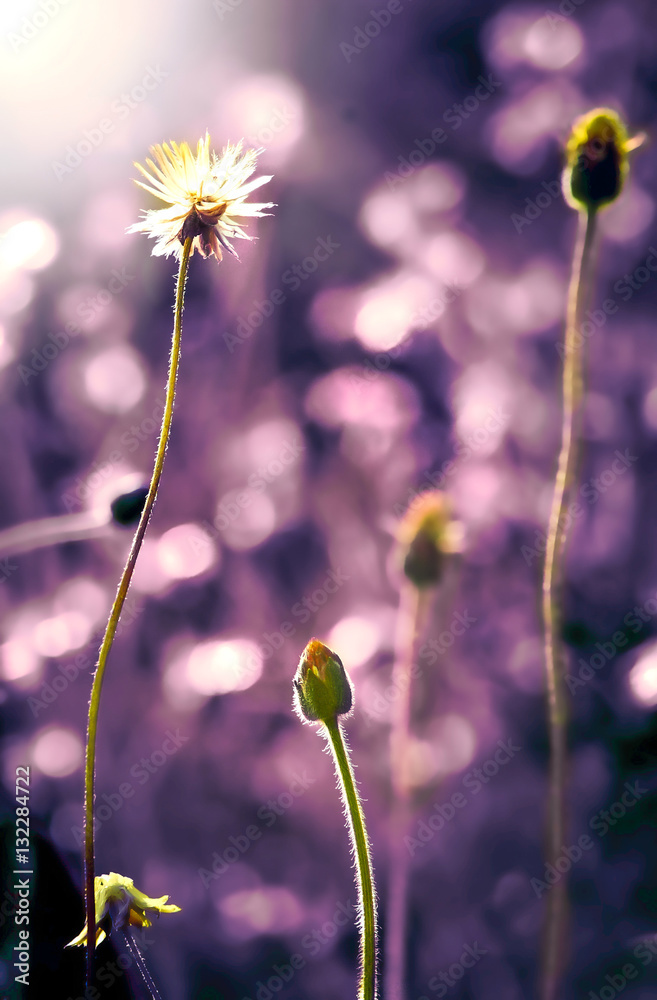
127, 133, 274, 261
66, 872, 181, 948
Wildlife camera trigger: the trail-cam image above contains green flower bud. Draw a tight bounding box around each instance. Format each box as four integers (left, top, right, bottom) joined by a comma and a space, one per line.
562, 108, 643, 212
398, 490, 457, 589
293, 639, 353, 723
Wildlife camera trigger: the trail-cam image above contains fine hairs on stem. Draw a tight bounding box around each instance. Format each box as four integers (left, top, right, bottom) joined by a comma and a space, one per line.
540, 207, 596, 1000
121, 929, 162, 1000
540, 107, 643, 1000
83, 236, 193, 990
79, 133, 273, 992
293, 639, 378, 1000
324, 719, 378, 1000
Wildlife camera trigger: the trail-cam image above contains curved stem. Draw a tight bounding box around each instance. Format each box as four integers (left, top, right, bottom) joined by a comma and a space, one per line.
83, 238, 193, 992
324, 717, 378, 1000
540, 209, 597, 1000
385, 581, 424, 1000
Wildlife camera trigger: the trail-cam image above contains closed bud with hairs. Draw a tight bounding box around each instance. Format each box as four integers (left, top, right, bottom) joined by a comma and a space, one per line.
562, 107, 644, 212
292, 640, 378, 999
293, 638, 353, 724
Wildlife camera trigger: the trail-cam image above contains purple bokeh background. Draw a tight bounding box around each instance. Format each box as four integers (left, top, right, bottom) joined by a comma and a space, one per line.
1, 1, 657, 998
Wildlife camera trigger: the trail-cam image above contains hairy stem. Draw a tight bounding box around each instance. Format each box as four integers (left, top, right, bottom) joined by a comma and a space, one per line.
83, 238, 193, 991
121, 930, 162, 1000
540, 208, 597, 1000
324, 717, 378, 1000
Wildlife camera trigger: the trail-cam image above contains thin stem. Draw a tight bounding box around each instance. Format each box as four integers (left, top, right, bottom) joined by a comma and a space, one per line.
540, 208, 597, 1000
324, 717, 378, 1000
120, 929, 162, 1000
385, 581, 424, 1000
83, 238, 193, 992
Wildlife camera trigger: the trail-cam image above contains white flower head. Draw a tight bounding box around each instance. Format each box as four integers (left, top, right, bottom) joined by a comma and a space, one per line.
128, 133, 274, 261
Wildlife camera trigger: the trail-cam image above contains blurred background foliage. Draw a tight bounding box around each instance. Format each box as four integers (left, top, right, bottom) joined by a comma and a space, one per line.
1, 0, 657, 997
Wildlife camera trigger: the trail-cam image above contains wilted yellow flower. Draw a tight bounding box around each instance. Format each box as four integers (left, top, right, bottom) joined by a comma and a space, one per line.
128, 133, 273, 261
562, 108, 644, 212
66, 872, 181, 948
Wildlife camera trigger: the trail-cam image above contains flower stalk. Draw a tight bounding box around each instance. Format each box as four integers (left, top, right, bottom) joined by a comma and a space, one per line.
385, 580, 422, 1000
540, 206, 596, 1000
83, 236, 192, 991
386, 491, 458, 1000
324, 717, 378, 1000
540, 107, 643, 1000
294, 639, 378, 1000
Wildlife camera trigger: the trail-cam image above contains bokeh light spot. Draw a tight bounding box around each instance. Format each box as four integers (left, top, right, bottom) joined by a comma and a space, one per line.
157, 523, 218, 579
83, 346, 146, 414
0, 214, 59, 271
327, 616, 380, 670
32, 727, 83, 777
0, 639, 41, 683
218, 887, 303, 938
33, 611, 92, 657
186, 639, 263, 696
629, 647, 657, 706
216, 490, 277, 551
